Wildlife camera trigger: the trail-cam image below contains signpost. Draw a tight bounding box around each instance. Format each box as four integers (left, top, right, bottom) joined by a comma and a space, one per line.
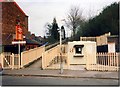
12, 23, 26, 68
12, 41, 26, 68
12, 41, 26, 44
16, 25, 23, 40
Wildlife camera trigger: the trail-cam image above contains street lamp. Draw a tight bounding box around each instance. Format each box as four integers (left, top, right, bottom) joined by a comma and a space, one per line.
60, 26, 64, 74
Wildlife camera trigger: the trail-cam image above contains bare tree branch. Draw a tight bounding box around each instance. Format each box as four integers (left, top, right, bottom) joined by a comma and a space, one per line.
66, 6, 84, 37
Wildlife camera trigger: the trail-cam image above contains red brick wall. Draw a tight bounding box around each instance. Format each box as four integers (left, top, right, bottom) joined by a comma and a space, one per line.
2, 2, 28, 45
0, 2, 2, 45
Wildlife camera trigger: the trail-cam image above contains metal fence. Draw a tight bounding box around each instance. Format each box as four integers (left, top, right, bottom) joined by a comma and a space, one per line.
86, 52, 119, 71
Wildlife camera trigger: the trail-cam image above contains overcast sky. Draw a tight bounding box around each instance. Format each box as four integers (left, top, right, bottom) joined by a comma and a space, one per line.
15, 0, 119, 37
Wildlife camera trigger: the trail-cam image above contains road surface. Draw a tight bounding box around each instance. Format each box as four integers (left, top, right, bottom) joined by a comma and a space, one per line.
2, 76, 118, 86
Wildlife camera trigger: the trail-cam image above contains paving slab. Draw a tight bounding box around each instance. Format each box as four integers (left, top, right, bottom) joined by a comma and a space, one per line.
2, 69, 119, 79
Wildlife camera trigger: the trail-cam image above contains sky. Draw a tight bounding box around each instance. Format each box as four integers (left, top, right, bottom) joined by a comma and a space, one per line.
14, 0, 119, 37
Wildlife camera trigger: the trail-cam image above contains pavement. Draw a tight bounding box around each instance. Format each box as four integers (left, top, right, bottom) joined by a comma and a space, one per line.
2, 68, 119, 80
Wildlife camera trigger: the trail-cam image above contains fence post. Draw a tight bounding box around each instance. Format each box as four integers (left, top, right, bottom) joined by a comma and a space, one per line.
67, 52, 70, 69
21, 53, 23, 68
111, 53, 113, 68
18, 54, 20, 69
96, 53, 98, 71
102, 53, 104, 71
111, 53, 113, 67
116, 53, 119, 71
103, 53, 106, 71
11, 53, 14, 69
96, 53, 99, 71
86, 53, 89, 70
42, 53, 45, 69
0, 53, 4, 68
105, 53, 108, 70
113, 53, 115, 67
108, 53, 110, 71
91, 53, 93, 70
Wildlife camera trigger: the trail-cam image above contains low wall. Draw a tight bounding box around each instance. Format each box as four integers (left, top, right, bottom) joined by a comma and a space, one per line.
21, 46, 45, 67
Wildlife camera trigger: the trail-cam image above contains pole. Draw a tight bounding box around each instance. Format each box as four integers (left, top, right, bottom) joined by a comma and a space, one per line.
60, 27, 63, 74
18, 41, 21, 68
60, 28, 62, 46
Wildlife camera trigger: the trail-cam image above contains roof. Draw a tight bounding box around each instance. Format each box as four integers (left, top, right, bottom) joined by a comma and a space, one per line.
74, 45, 84, 48
24, 38, 42, 45
0, 1, 27, 16
14, 2, 27, 16
107, 35, 118, 38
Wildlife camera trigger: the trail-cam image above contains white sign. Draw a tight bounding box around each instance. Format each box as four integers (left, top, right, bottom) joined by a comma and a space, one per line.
108, 43, 115, 53
12, 41, 26, 44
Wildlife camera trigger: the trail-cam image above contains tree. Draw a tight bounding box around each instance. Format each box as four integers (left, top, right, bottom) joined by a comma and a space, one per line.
75, 20, 86, 40
51, 18, 59, 41
44, 18, 59, 43
81, 2, 119, 37
66, 6, 84, 38
44, 22, 52, 38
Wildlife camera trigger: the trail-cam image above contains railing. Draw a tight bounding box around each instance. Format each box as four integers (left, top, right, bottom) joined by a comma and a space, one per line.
13, 54, 20, 69
80, 33, 111, 46
1, 52, 12, 69
86, 52, 119, 71
45, 42, 59, 51
0, 46, 45, 69
21, 46, 45, 67
0, 52, 19, 69
42, 44, 69, 69
45, 39, 67, 51
42, 45, 60, 69
80, 37, 97, 42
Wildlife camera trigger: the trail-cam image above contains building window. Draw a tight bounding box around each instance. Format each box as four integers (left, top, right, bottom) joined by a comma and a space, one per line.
75, 47, 82, 54
74, 45, 84, 57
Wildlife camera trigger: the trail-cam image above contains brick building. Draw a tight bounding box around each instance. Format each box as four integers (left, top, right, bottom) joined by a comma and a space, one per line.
0, 2, 28, 52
